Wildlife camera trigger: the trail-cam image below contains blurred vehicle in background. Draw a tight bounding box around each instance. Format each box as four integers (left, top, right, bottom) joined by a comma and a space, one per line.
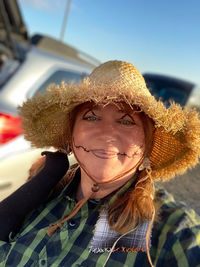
143, 73, 200, 110
0, 0, 100, 200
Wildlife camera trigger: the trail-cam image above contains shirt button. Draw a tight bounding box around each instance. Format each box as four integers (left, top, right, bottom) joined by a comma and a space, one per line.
39, 259, 46, 266
69, 220, 76, 227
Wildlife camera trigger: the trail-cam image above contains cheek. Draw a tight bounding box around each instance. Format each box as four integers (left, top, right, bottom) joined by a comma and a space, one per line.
73, 127, 89, 146
72, 121, 93, 155
72, 127, 80, 143
123, 128, 145, 152
72, 127, 88, 162
72, 121, 86, 143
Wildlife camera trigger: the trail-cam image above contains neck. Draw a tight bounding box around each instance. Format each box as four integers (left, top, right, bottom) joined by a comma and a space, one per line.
76, 168, 137, 201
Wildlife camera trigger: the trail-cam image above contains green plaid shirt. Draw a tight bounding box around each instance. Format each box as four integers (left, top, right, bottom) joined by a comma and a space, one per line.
0, 172, 200, 267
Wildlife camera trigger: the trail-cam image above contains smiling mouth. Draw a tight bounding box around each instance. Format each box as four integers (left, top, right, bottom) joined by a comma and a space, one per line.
91, 149, 118, 159
73, 140, 136, 159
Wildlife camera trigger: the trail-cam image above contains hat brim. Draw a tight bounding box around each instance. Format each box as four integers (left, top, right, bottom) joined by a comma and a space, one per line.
18, 79, 200, 181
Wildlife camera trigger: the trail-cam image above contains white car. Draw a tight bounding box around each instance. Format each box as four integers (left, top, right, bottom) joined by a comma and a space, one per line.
0, 0, 100, 200
0, 45, 97, 200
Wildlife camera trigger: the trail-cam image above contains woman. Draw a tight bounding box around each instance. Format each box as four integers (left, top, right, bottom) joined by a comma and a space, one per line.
0, 60, 200, 267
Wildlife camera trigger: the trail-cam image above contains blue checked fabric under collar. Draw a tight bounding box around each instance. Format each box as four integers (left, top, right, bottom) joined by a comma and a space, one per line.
90, 209, 151, 253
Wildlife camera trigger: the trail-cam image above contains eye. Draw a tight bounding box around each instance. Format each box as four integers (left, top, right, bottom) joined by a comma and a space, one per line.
117, 119, 135, 126
83, 115, 100, 121
82, 110, 100, 121
116, 114, 135, 126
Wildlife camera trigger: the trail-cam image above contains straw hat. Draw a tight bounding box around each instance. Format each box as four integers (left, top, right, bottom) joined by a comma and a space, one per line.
18, 60, 200, 181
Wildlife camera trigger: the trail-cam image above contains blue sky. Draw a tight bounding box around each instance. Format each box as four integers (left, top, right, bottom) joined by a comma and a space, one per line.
18, 0, 200, 84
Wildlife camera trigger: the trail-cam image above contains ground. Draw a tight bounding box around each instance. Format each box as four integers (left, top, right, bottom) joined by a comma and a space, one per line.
156, 163, 200, 215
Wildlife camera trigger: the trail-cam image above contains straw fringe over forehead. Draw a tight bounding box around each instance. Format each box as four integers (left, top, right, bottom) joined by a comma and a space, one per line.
18, 60, 200, 181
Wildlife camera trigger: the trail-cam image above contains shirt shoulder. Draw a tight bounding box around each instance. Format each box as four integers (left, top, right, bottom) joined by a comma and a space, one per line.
152, 188, 200, 267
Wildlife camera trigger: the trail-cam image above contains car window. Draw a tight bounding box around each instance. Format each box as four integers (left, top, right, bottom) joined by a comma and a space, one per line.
143, 75, 193, 107
147, 81, 189, 106
33, 70, 85, 96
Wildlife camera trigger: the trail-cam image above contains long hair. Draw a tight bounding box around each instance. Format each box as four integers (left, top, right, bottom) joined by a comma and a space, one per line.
107, 112, 155, 234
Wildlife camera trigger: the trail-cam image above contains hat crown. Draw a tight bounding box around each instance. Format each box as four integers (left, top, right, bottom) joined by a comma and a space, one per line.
88, 60, 146, 90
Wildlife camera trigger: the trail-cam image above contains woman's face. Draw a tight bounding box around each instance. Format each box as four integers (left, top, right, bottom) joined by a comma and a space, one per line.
72, 103, 145, 182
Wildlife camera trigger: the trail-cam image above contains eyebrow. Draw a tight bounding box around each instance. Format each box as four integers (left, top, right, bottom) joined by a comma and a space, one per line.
83, 107, 136, 116
118, 113, 135, 123
118, 109, 131, 113
88, 106, 134, 113
83, 108, 135, 121
117, 109, 136, 117
119, 113, 134, 119
82, 109, 97, 117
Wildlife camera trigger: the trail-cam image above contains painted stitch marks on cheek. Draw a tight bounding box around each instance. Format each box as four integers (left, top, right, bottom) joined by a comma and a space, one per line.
119, 146, 144, 158
74, 143, 90, 153
73, 138, 144, 159
73, 140, 119, 159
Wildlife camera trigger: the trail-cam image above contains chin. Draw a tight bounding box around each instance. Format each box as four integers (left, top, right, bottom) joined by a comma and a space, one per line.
80, 158, 138, 182
87, 166, 123, 182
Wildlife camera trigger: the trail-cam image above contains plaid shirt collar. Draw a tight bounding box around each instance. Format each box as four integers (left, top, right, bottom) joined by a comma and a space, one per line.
62, 166, 138, 205
61, 168, 151, 252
